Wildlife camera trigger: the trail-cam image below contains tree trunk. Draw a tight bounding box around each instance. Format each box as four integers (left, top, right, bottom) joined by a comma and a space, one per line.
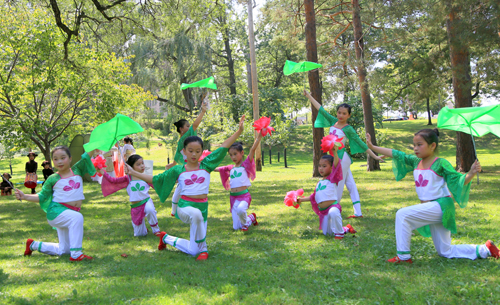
223, 22, 237, 96
426, 97, 432, 125
446, 3, 475, 172
304, 0, 324, 177
247, 0, 262, 171
269, 147, 272, 164
261, 148, 264, 167
278, 151, 280, 163
284, 147, 288, 168
352, 0, 380, 171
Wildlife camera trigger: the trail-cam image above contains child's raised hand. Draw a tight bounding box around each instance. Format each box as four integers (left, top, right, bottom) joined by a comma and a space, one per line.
303, 90, 310, 96
296, 196, 303, 204
470, 159, 481, 175
14, 188, 24, 201
99, 168, 106, 176
238, 115, 246, 131
365, 133, 374, 148
124, 164, 133, 175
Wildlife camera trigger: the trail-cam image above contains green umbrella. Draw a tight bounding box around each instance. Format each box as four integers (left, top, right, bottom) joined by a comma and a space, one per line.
283, 60, 322, 76
180, 76, 217, 90
83, 113, 144, 153
437, 104, 500, 183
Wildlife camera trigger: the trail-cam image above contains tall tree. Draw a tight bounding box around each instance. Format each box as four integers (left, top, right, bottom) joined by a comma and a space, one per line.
304, 0, 324, 177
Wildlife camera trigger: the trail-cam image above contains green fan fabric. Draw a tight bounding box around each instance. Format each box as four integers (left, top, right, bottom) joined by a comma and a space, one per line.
83, 114, 144, 152
180, 76, 217, 90
437, 105, 500, 137
283, 60, 322, 76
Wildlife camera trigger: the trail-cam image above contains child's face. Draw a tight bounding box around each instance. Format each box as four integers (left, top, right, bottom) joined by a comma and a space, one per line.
229, 148, 244, 164
413, 135, 436, 159
52, 150, 72, 171
336, 107, 351, 123
44, 164, 50, 169
132, 158, 146, 173
183, 142, 202, 164
318, 158, 333, 177
180, 122, 190, 135
29, 155, 34, 161
2, 174, 9, 180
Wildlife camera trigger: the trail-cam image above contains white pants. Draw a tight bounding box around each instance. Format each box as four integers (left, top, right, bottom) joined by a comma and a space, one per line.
132, 198, 160, 236
396, 201, 490, 260
31, 210, 84, 259
171, 185, 181, 216
232, 200, 252, 230
337, 155, 362, 216
163, 206, 207, 257
322, 207, 348, 238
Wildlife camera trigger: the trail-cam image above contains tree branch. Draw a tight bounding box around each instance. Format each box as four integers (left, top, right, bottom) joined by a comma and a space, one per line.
156, 96, 190, 112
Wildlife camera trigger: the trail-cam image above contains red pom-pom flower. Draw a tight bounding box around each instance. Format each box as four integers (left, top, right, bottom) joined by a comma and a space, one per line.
91, 155, 107, 177
320, 135, 345, 155
198, 150, 212, 162
253, 117, 275, 137
284, 189, 304, 209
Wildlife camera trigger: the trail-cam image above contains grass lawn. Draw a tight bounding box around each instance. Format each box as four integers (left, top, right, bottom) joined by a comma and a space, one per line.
0, 119, 499, 304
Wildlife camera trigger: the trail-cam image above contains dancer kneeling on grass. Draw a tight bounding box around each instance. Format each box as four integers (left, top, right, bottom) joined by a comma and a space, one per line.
125, 116, 246, 261
15, 146, 99, 261
100, 154, 161, 237
215, 133, 262, 231
366, 129, 499, 263
297, 147, 357, 239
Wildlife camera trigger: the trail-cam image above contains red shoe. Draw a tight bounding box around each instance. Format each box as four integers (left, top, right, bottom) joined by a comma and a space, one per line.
345, 224, 357, 234
158, 232, 167, 250
334, 236, 344, 240
250, 213, 258, 226
24, 239, 34, 256
387, 256, 413, 264
486, 240, 499, 259
171, 213, 175, 217
241, 226, 248, 232
70, 254, 93, 261
154, 231, 162, 237
196, 252, 208, 261
347, 215, 363, 219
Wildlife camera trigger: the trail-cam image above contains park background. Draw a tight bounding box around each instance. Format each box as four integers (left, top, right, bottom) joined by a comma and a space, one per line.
1, 0, 499, 304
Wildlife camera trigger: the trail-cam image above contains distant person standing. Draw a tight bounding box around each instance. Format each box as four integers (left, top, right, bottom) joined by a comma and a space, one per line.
122, 137, 136, 162
41, 161, 54, 185
25, 152, 38, 194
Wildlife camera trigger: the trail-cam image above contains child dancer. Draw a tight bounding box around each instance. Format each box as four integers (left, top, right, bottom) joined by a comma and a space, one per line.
122, 137, 136, 162
297, 148, 357, 239
25, 152, 38, 194
125, 116, 245, 261
304, 90, 383, 218
166, 95, 209, 217
1, 173, 13, 196
101, 154, 161, 237
215, 133, 262, 231
366, 129, 499, 263
15, 146, 98, 261
41, 161, 54, 185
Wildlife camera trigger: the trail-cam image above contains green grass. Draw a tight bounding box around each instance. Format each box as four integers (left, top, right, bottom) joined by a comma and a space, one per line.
1, 119, 499, 304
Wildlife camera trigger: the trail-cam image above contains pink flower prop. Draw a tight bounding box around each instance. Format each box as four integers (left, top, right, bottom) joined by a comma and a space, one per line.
284, 189, 304, 209
91, 155, 107, 177
198, 150, 212, 162
253, 117, 275, 137
320, 135, 345, 155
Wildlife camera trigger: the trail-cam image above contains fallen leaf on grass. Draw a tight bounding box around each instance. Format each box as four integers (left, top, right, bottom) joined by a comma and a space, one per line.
121, 254, 128, 258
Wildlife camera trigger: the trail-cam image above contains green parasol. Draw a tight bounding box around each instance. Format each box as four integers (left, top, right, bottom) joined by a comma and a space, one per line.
283, 60, 322, 76
180, 76, 217, 90
83, 113, 144, 153
437, 104, 500, 184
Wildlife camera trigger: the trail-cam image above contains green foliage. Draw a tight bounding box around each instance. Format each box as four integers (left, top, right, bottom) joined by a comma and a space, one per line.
0, 6, 152, 157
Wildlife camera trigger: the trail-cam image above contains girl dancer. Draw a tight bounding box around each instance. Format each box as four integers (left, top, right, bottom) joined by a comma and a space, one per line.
366, 129, 499, 263
166, 95, 209, 217
122, 137, 136, 162
297, 148, 357, 239
101, 154, 161, 237
215, 133, 262, 231
16, 146, 98, 261
304, 90, 383, 218
125, 116, 245, 261
25, 152, 38, 194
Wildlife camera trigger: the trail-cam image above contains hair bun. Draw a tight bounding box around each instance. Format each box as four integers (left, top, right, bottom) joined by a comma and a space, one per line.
433, 128, 440, 137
